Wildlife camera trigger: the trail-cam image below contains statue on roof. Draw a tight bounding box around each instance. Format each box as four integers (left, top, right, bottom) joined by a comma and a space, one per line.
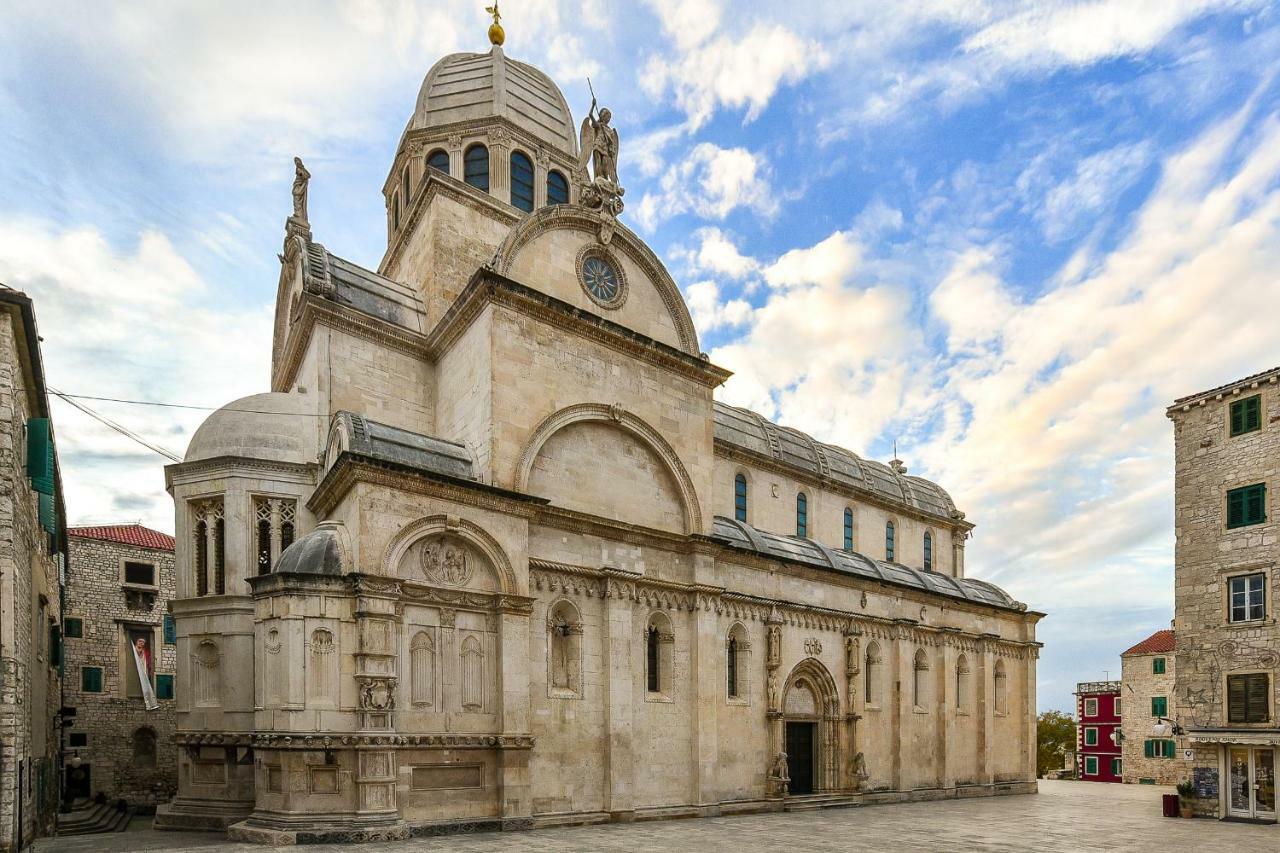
577, 80, 625, 242
292, 157, 311, 224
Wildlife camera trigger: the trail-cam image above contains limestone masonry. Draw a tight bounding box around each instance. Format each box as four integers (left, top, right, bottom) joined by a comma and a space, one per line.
63, 525, 177, 808
155, 32, 1043, 845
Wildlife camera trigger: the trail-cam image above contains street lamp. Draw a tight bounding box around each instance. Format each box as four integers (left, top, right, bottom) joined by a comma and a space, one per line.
1110, 729, 1124, 746
1152, 717, 1184, 737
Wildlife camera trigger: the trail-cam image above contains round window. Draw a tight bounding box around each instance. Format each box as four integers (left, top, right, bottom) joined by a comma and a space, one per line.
577, 248, 627, 308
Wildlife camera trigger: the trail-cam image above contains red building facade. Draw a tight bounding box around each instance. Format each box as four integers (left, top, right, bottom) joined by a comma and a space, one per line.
1076, 680, 1122, 782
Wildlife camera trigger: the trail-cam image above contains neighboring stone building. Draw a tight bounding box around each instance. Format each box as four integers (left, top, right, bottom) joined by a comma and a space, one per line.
1170, 367, 1280, 822
63, 524, 177, 809
155, 23, 1043, 844
0, 285, 68, 851
1120, 628, 1186, 785
1075, 681, 1122, 783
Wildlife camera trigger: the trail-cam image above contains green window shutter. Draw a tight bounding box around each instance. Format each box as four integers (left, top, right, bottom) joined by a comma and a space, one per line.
63, 617, 82, 638
1143, 740, 1153, 758
1246, 484, 1266, 525
163, 614, 176, 645
1230, 399, 1245, 435
1152, 696, 1167, 717
25, 418, 53, 491
1228, 675, 1247, 723
1246, 396, 1262, 432
81, 666, 102, 693
155, 674, 174, 700
1152, 657, 1165, 675
1246, 673, 1270, 723
38, 491, 56, 535
49, 624, 61, 668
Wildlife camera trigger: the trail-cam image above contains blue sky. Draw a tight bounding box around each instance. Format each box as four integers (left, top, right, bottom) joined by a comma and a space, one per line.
2, 0, 1279, 713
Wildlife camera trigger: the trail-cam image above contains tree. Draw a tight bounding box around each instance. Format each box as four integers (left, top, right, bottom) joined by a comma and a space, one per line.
1037, 710, 1077, 778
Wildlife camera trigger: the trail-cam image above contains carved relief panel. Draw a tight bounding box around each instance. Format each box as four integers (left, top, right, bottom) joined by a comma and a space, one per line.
399, 535, 497, 592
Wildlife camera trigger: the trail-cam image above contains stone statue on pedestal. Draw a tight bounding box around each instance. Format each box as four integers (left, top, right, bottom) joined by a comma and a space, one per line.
768, 751, 790, 796
292, 157, 311, 223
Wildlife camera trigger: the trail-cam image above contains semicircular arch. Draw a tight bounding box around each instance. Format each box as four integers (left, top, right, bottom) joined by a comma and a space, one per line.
515, 403, 703, 534
491, 205, 699, 354
381, 514, 518, 594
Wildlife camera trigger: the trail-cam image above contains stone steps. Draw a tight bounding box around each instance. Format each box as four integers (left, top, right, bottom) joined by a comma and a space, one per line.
56, 800, 133, 836
783, 793, 858, 812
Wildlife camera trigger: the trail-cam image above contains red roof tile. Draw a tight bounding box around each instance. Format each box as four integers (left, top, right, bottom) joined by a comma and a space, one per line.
68, 523, 175, 551
1122, 629, 1175, 656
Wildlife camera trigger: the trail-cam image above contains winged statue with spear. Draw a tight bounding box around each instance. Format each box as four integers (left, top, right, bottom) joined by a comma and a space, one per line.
578, 77, 621, 188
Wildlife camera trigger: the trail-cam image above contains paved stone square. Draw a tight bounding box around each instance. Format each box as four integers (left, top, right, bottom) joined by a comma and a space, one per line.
32, 781, 1277, 853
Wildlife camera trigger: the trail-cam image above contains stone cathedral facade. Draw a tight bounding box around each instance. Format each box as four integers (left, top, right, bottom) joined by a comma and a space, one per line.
156, 31, 1042, 845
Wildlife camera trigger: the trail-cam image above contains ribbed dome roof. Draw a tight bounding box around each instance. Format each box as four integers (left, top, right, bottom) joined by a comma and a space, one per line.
409, 47, 577, 156
274, 525, 344, 576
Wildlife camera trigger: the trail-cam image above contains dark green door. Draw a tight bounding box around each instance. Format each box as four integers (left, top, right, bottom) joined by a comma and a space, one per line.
785, 722, 816, 795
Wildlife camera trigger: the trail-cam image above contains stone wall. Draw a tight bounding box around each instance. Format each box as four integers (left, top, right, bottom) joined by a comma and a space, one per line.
0, 309, 63, 850
63, 535, 177, 807
1120, 650, 1185, 785
1170, 374, 1280, 816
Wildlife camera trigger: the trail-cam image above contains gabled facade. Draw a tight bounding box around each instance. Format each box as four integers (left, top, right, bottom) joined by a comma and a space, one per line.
1120, 628, 1186, 784
157, 33, 1042, 845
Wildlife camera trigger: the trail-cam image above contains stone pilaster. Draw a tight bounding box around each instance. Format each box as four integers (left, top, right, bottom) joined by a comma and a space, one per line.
601, 572, 635, 818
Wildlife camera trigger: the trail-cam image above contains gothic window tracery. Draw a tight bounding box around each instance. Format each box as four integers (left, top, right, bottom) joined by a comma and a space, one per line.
255, 496, 297, 575
645, 613, 674, 697
191, 498, 225, 596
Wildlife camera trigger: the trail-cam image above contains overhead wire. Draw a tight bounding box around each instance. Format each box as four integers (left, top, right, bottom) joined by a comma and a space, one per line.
47, 387, 184, 463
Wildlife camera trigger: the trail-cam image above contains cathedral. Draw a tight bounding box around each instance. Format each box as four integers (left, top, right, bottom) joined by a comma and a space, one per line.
156, 17, 1042, 844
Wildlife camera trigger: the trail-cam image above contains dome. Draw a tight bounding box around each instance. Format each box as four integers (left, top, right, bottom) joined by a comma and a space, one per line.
274, 524, 345, 576
408, 47, 578, 156
185, 392, 319, 465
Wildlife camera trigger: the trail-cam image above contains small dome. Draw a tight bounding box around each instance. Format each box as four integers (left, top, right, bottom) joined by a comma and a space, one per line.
275, 524, 345, 576
408, 47, 577, 156
185, 392, 319, 465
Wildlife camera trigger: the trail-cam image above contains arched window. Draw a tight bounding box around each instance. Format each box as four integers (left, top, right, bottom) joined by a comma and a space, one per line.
510, 151, 534, 212
864, 642, 881, 706
913, 649, 929, 709
994, 660, 1008, 715
546, 169, 569, 205
646, 625, 660, 692
410, 631, 435, 707
727, 635, 739, 698
548, 600, 582, 697
886, 520, 896, 562
734, 473, 748, 522
132, 727, 157, 768
646, 613, 673, 696
843, 507, 854, 551
923, 531, 933, 572
402, 167, 411, 206
796, 492, 808, 538
194, 517, 208, 596
426, 149, 450, 174
956, 654, 970, 713
464, 144, 489, 192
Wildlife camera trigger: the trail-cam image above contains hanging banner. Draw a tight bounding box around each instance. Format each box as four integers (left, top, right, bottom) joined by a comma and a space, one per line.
132, 638, 159, 711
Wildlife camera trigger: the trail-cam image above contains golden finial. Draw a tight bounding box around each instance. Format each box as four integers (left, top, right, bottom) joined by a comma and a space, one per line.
485, 3, 505, 46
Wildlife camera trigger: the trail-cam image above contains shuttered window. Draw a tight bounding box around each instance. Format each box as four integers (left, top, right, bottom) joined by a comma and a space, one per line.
1152, 657, 1166, 675
1084, 756, 1098, 775
1230, 394, 1262, 436
156, 674, 174, 701
163, 614, 176, 645
64, 617, 83, 639
1226, 483, 1266, 528
81, 666, 103, 693
1228, 673, 1270, 723
1143, 739, 1176, 758
1151, 696, 1167, 717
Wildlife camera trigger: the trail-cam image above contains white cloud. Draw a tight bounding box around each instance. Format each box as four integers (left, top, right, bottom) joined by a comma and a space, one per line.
640, 15, 829, 129
634, 142, 777, 230
0, 218, 272, 531
1038, 141, 1154, 240
687, 227, 760, 279
683, 280, 752, 334
763, 231, 860, 291
929, 248, 1018, 350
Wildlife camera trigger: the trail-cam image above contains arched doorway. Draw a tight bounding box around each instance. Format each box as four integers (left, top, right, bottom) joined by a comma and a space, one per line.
781, 659, 841, 795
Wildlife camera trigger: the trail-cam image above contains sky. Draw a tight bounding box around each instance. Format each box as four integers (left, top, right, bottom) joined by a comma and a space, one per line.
1, 0, 1279, 714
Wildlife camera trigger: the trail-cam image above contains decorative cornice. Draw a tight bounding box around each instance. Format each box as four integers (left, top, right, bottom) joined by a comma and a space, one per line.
427, 272, 730, 387
533, 504, 694, 551
306, 451, 545, 519
178, 731, 536, 750
166, 455, 318, 490
272, 293, 432, 394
